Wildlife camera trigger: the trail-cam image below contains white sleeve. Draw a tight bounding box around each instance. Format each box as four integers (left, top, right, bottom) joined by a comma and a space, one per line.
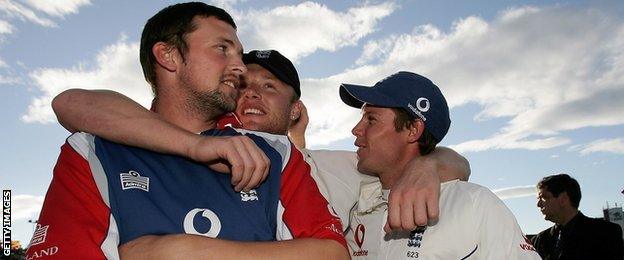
473, 188, 541, 260
303, 149, 364, 230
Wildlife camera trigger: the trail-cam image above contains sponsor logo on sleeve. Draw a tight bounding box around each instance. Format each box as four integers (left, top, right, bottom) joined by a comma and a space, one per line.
29, 224, 49, 246
352, 224, 368, 256
26, 224, 59, 260
520, 235, 536, 251
120, 170, 150, 192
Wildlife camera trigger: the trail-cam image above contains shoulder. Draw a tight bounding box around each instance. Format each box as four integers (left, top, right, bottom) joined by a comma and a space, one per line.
66, 132, 95, 159
448, 181, 518, 220
233, 128, 294, 162
445, 180, 497, 201
582, 214, 623, 232
304, 149, 357, 168
305, 149, 356, 157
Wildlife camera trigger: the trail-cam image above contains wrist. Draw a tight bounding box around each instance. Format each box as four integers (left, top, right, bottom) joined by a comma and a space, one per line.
182, 133, 204, 161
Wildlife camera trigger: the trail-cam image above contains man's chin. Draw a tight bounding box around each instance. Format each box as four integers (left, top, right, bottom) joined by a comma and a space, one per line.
356, 163, 377, 177
239, 120, 262, 131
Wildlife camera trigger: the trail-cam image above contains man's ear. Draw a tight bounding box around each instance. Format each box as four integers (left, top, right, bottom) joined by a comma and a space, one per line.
557, 191, 571, 207
289, 100, 302, 121
153, 42, 178, 72
406, 119, 425, 143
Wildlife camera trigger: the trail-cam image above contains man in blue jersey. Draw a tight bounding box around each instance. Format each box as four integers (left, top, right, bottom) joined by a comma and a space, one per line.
29, 3, 348, 259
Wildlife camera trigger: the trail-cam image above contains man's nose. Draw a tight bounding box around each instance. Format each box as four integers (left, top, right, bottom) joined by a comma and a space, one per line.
241, 85, 260, 99
352, 120, 364, 137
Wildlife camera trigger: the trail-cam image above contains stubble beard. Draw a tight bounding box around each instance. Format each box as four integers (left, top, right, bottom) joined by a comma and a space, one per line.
180, 70, 237, 122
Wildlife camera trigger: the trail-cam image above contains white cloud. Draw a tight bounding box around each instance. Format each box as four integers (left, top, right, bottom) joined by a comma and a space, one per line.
0, 0, 56, 27
207, 0, 246, 10
22, 36, 150, 123
0, 19, 14, 34
569, 138, 624, 155
492, 185, 536, 200
0, 74, 22, 84
0, 0, 90, 35
238, 1, 396, 62
13, 194, 44, 220
303, 5, 624, 149
22, 0, 91, 17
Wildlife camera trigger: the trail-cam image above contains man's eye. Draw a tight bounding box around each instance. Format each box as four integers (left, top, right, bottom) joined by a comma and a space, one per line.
217, 45, 227, 52
264, 84, 274, 89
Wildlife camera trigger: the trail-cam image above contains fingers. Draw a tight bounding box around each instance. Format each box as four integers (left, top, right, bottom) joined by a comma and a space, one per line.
386, 186, 436, 232
386, 191, 402, 231
189, 135, 271, 192
226, 137, 253, 191
234, 136, 269, 192
298, 100, 308, 121
426, 187, 440, 221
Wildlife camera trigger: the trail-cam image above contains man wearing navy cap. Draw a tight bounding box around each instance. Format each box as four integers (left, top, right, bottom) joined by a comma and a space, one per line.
341, 72, 541, 259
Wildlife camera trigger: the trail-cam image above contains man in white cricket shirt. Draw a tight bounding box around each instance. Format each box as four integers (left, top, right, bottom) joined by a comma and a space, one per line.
340, 71, 541, 259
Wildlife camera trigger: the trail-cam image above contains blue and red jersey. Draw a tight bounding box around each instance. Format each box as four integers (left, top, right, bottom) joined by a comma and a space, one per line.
27, 127, 345, 259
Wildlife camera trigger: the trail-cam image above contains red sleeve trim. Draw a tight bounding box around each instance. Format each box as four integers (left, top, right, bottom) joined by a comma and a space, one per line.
26, 143, 111, 259
279, 143, 347, 248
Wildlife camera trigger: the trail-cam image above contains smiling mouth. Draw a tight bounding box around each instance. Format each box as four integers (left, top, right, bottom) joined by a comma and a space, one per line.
222, 80, 236, 89
243, 108, 265, 115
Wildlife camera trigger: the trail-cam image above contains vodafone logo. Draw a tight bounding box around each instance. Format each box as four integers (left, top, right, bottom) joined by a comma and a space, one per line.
352, 224, 368, 256
407, 97, 429, 121
183, 208, 221, 238
354, 224, 365, 249
416, 97, 430, 112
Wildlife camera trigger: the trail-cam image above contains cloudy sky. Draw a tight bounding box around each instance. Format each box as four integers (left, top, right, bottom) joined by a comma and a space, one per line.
2, 0, 623, 245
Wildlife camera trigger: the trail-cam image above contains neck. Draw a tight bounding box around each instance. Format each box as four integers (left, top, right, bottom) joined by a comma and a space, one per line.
556, 208, 579, 226
152, 87, 218, 133
378, 151, 420, 189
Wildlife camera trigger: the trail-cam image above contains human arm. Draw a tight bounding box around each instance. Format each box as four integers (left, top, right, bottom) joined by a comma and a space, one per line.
52, 89, 268, 191
119, 235, 348, 260
287, 100, 308, 149
385, 146, 470, 231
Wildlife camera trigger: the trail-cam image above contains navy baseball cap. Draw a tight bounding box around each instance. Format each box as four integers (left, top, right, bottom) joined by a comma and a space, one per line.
339, 71, 451, 142
243, 50, 301, 97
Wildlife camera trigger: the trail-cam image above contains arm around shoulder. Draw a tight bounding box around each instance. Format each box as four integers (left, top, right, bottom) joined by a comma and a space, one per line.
119, 235, 349, 260
429, 146, 470, 181
52, 88, 202, 158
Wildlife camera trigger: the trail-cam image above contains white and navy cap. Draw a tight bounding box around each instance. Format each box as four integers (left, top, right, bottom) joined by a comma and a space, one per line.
243, 50, 301, 97
339, 71, 451, 142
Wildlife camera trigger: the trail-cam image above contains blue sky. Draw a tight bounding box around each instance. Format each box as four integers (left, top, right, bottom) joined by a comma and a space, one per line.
1, 0, 623, 245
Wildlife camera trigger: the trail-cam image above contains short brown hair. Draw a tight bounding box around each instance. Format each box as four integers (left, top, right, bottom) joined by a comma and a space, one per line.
537, 174, 582, 208
391, 108, 439, 155
139, 2, 236, 96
